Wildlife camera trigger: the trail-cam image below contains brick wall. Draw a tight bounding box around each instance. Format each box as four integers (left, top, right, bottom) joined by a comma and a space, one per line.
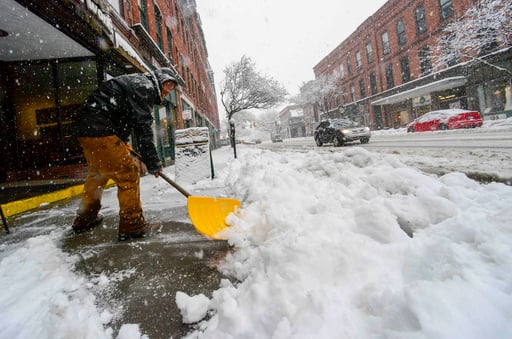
314, 0, 476, 111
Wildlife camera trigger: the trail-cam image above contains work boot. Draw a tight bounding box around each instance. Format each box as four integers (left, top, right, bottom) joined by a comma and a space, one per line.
72, 214, 104, 234
118, 222, 162, 241
72, 201, 102, 234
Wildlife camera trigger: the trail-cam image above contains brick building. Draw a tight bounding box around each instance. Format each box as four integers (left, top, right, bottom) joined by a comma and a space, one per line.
313, 0, 512, 129
0, 0, 219, 184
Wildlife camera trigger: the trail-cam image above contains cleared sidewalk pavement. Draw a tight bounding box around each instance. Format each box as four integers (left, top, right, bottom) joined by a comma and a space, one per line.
0, 182, 231, 338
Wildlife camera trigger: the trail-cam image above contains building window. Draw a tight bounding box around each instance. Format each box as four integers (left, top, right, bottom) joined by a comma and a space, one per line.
11, 60, 97, 168
443, 34, 458, 66
381, 32, 390, 55
439, 0, 454, 20
341, 87, 347, 104
400, 56, 411, 83
139, 0, 149, 31
396, 19, 407, 46
154, 4, 164, 51
385, 63, 394, 89
347, 57, 353, 75
356, 51, 362, 71
479, 28, 499, 55
369, 73, 378, 95
415, 5, 427, 34
339, 64, 345, 79
359, 79, 366, 98
350, 84, 356, 102
366, 43, 374, 63
478, 82, 511, 114
419, 46, 432, 76
166, 28, 174, 63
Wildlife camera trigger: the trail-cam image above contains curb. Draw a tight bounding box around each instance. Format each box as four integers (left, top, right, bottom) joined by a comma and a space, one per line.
0, 180, 115, 218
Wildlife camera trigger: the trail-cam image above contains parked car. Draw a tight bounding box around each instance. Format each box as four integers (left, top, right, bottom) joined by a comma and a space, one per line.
252, 138, 262, 144
406, 109, 483, 132
314, 119, 371, 147
271, 133, 283, 142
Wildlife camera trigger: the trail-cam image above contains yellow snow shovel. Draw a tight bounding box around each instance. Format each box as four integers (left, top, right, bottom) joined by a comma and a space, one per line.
159, 172, 240, 239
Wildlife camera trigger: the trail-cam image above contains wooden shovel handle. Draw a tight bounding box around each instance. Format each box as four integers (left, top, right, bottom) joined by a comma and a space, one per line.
159, 172, 191, 198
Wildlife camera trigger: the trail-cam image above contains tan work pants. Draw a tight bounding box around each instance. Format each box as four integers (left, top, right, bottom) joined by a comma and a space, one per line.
78, 135, 145, 233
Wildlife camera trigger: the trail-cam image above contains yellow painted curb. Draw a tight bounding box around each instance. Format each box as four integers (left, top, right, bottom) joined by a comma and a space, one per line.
0, 180, 115, 218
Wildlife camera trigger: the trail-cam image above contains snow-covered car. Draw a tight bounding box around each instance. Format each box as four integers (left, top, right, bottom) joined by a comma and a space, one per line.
406, 109, 483, 132
314, 119, 371, 147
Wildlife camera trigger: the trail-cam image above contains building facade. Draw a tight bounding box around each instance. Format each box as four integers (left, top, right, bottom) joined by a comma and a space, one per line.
313, 0, 512, 129
0, 0, 219, 184
279, 105, 304, 139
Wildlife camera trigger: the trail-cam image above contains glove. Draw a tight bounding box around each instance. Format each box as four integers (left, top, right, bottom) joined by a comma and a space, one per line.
148, 162, 163, 177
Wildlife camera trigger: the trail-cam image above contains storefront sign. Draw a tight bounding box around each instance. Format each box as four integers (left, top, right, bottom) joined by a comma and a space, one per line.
182, 109, 192, 120
412, 95, 431, 107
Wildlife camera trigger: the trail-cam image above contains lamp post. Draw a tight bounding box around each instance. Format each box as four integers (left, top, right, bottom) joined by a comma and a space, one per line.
229, 118, 237, 159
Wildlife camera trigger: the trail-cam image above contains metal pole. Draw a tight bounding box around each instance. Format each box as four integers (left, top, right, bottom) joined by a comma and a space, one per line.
0, 205, 10, 234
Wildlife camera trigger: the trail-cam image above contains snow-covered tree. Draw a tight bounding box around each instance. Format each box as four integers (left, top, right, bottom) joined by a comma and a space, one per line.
432, 0, 512, 74
296, 74, 340, 121
220, 55, 287, 157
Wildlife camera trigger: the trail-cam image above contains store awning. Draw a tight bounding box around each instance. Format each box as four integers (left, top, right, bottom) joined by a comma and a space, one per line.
0, 0, 94, 62
110, 31, 149, 72
371, 76, 467, 106
132, 23, 169, 67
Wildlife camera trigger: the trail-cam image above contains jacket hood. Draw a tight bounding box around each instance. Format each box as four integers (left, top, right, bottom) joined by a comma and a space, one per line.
153, 67, 185, 87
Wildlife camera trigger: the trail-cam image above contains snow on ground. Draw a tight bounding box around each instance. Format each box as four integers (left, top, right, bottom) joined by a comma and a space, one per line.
0, 120, 511, 338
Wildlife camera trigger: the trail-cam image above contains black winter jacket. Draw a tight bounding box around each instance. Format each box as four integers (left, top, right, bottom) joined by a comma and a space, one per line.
74, 72, 163, 172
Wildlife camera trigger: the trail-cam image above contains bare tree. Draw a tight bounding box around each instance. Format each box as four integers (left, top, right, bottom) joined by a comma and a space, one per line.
432, 0, 512, 75
220, 55, 287, 158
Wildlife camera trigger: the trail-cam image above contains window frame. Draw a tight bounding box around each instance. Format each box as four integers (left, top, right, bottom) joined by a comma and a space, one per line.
359, 79, 366, 98
366, 43, 374, 63
400, 56, 411, 83
350, 84, 356, 102
419, 46, 432, 76
347, 57, 353, 75
385, 63, 394, 89
439, 0, 454, 20
356, 51, 363, 71
369, 72, 378, 95
381, 31, 390, 55
414, 5, 427, 34
396, 19, 407, 46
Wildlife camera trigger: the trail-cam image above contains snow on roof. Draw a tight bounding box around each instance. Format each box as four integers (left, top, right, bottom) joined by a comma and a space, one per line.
289, 109, 303, 117
427, 109, 477, 116
113, 31, 149, 71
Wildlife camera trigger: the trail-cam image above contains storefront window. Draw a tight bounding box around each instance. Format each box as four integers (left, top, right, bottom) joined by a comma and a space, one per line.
57, 60, 97, 161
479, 82, 512, 119
12, 59, 97, 168
13, 63, 55, 167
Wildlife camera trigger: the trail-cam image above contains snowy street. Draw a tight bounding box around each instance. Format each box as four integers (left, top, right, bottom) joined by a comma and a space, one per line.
1, 122, 511, 338
261, 121, 512, 183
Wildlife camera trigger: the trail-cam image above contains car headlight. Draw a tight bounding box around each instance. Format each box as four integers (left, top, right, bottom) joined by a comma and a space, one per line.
364, 127, 370, 132
341, 129, 351, 135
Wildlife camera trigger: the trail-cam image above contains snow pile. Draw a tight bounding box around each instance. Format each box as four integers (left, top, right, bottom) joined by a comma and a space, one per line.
180, 147, 512, 338
0, 140, 511, 338
0, 236, 111, 338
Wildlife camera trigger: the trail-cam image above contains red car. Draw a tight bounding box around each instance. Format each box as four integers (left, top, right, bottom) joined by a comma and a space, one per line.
406, 109, 483, 132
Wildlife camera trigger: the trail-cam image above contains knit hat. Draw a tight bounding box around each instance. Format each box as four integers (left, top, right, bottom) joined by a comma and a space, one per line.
153, 67, 185, 87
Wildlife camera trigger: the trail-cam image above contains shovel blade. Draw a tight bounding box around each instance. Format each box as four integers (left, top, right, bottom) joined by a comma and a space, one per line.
187, 196, 240, 239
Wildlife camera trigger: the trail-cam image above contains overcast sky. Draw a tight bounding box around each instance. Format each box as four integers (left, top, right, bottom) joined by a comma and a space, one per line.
195, 0, 388, 97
